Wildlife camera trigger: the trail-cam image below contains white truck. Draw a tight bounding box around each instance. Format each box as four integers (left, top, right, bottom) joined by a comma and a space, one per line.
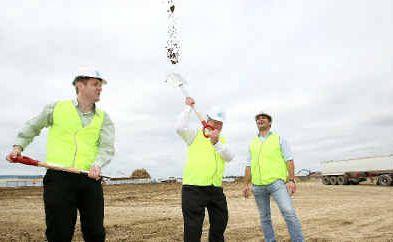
321, 155, 393, 186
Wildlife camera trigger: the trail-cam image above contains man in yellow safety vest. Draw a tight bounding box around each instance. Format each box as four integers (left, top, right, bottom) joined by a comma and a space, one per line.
176, 92, 234, 242
6, 68, 115, 242
242, 111, 304, 242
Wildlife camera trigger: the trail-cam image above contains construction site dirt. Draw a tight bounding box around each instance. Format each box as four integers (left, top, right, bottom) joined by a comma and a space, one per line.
0, 179, 392, 241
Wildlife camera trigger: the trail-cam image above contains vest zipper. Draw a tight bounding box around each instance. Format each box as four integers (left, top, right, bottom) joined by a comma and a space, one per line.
256, 141, 263, 183
72, 130, 79, 168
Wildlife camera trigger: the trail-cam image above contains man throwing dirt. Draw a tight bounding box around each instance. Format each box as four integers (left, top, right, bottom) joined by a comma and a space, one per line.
242, 111, 304, 242
176, 86, 234, 241
6, 68, 115, 242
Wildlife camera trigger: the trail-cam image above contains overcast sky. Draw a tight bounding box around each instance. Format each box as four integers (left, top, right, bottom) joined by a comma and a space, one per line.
1, 0, 392, 178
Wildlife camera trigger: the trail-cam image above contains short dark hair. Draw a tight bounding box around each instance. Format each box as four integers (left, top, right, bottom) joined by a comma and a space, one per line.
73, 76, 90, 94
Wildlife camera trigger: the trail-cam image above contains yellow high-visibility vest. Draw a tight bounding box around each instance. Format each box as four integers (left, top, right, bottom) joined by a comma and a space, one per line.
250, 133, 288, 185
183, 130, 226, 187
46, 100, 104, 171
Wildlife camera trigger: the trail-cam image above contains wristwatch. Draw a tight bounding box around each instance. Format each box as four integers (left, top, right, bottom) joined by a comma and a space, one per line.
288, 178, 296, 183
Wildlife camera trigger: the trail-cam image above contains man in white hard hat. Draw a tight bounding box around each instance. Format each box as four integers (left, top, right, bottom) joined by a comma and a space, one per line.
176, 94, 234, 242
242, 111, 304, 242
6, 68, 115, 242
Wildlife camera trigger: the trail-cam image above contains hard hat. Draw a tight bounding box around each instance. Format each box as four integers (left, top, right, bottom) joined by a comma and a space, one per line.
207, 107, 226, 123
255, 111, 272, 122
73, 67, 107, 85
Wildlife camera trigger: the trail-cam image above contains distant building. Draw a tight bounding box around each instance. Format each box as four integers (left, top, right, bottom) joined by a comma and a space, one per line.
0, 175, 43, 187
295, 169, 321, 181
104, 177, 151, 185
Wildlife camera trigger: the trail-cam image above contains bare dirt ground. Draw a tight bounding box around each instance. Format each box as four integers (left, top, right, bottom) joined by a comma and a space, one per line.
0, 179, 392, 241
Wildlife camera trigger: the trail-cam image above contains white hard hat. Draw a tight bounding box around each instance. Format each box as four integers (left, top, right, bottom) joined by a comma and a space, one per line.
207, 107, 226, 122
73, 67, 107, 85
255, 111, 272, 122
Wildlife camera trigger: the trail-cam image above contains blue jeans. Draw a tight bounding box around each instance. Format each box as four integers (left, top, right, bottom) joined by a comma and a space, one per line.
252, 179, 304, 242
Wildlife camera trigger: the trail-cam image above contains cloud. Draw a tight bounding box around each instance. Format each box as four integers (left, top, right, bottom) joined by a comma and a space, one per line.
1, 0, 392, 176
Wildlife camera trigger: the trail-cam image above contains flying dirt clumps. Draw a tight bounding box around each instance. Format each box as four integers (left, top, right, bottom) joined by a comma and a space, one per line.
130, 169, 151, 179
165, 0, 181, 65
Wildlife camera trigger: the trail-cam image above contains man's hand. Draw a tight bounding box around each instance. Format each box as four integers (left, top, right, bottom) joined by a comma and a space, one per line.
185, 97, 195, 107
210, 129, 219, 145
286, 180, 296, 196
88, 165, 101, 180
6, 146, 22, 162
242, 183, 252, 198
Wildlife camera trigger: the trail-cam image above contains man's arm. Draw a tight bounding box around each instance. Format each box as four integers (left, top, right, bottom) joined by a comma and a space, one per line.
280, 137, 293, 163
212, 141, 234, 162
208, 126, 234, 162
244, 166, 251, 184
242, 166, 252, 198
175, 98, 197, 145
7, 103, 55, 161
286, 159, 296, 195
15, 103, 54, 149
242, 149, 252, 198
279, 136, 296, 181
244, 149, 252, 183
280, 137, 296, 194
287, 160, 295, 182
92, 113, 115, 168
89, 112, 115, 180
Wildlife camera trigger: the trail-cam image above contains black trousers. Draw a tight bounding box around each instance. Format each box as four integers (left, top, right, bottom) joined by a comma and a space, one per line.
43, 169, 105, 242
182, 185, 228, 242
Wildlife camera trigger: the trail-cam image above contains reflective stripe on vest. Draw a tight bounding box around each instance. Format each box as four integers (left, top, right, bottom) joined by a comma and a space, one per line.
250, 133, 288, 185
183, 130, 226, 187
46, 100, 104, 171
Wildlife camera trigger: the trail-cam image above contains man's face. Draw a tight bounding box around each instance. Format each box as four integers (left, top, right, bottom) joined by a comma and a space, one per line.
77, 78, 103, 102
207, 119, 223, 133
256, 115, 271, 131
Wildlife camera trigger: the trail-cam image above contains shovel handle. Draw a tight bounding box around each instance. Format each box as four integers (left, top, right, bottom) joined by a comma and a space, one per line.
8, 155, 111, 179
176, 81, 214, 138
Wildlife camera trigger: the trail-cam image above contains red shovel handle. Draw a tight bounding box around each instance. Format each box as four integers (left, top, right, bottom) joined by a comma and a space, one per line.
8, 155, 111, 180
9, 155, 39, 166
201, 121, 215, 138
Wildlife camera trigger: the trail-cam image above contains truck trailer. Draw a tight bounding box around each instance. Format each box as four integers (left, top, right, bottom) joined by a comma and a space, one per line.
321, 155, 393, 186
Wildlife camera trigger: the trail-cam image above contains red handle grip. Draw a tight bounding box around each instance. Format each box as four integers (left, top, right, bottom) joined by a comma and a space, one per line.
201, 121, 215, 138
8, 155, 111, 180
9, 155, 39, 166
